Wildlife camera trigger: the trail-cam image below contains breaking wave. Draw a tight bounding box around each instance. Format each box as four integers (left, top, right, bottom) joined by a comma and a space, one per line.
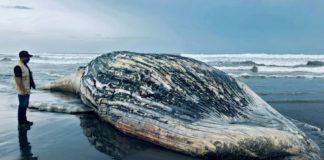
0, 58, 12, 62
306, 61, 324, 66
182, 53, 324, 79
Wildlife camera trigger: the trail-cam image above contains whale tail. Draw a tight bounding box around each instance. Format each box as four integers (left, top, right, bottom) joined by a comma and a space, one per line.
41, 67, 85, 95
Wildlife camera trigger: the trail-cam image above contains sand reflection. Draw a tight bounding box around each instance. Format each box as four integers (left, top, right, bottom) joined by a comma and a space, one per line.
18, 126, 38, 160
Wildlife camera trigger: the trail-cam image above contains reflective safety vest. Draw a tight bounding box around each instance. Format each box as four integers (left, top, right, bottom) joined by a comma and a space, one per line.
15, 60, 31, 95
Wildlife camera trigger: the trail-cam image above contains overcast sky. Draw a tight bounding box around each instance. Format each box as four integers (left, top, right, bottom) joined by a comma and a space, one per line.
1, 0, 324, 54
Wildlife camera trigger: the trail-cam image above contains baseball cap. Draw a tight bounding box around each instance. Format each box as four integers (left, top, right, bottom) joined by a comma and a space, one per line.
19, 50, 33, 58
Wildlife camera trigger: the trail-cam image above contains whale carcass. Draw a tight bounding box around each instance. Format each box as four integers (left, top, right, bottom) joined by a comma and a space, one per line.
43, 51, 320, 159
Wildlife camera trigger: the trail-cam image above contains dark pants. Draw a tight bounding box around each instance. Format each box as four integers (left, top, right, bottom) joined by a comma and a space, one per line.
18, 95, 30, 124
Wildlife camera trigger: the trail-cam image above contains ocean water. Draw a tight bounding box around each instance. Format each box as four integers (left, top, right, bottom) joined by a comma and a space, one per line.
0, 52, 323, 159
182, 53, 324, 79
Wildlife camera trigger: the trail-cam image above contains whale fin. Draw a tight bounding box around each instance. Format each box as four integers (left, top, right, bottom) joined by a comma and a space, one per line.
41, 67, 85, 95
29, 101, 93, 114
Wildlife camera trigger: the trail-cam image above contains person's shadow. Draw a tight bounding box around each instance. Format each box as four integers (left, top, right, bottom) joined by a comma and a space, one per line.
18, 126, 38, 160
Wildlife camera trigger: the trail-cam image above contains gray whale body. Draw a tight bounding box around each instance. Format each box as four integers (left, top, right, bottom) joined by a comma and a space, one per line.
45, 51, 320, 159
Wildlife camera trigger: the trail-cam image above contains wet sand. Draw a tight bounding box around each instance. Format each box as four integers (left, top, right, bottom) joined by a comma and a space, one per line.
0, 92, 198, 160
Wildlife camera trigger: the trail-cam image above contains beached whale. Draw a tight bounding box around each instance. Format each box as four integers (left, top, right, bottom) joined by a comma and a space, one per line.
39, 51, 320, 159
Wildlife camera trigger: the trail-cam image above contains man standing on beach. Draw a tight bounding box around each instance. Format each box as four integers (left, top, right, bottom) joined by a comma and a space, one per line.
14, 50, 36, 127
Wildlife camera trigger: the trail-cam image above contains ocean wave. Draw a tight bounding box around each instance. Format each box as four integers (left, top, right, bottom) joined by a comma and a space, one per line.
267, 99, 324, 103
1, 53, 98, 64
209, 60, 324, 68
257, 66, 324, 74
215, 66, 253, 71
227, 72, 324, 79
30, 60, 89, 64
4, 53, 324, 67
34, 53, 98, 60
0, 58, 12, 62
45, 72, 65, 77
208, 60, 257, 66
3, 53, 324, 79
0, 74, 13, 77
29, 54, 96, 64
215, 65, 324, 75
183, 53, 324, 67
306, 61, 324, 66
258, 91, 308, 96
0, 84, 10, 89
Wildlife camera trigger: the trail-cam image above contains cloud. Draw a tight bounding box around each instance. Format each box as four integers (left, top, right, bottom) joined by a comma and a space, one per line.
0, 5, 32, 10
